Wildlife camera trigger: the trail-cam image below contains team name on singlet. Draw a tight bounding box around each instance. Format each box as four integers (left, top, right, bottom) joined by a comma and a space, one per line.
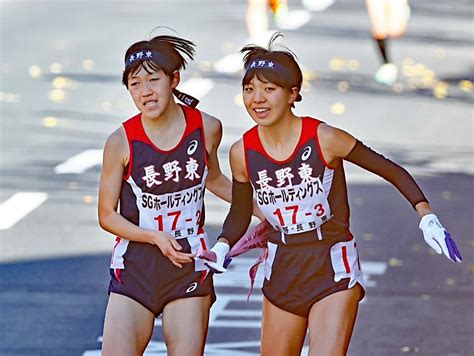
120, 108, 209, 240
126, 137, 208, 239
136, 178, 206, 239
254, 165, 331, 234
244, 118, 334, 236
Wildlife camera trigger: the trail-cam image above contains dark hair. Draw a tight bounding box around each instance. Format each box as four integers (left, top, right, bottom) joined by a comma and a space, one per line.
241, 32, 303, 104
122, 35, 195, 87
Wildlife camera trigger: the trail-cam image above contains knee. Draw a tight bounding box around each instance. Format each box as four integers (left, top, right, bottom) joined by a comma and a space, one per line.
308, 344, 347, 356
166, 337, 205, 356
262, 340, 303, 356
167, 344, 204, 356
102, 344, 137, 356
308, 335, 354, 356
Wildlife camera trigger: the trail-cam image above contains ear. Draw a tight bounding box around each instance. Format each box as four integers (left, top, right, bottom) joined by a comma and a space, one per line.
171, 70, 180, 89
288, 87, 299, 105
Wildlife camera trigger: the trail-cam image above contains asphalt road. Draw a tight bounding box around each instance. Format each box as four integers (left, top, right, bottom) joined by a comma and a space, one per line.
0, 0, 473, 355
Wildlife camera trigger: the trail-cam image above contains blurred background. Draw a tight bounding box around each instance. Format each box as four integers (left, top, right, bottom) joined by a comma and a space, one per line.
0, 0, 473, 355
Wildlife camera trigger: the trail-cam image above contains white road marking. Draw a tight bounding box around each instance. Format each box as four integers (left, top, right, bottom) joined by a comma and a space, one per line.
213, 32, 275, 74
85, 340, 261, 355
302, 0, 335, 11
213, 257, 387, 288
207, 320, 262, 328
213, 53, 244, 74
83, 329, 306, 355
213, 10, 313, 74
83, 332, 325, 355
362, 261, 388, 287
0, 192, 48, 230
179, 78, 215, 99
54, 149, 103, 174
220, 309, 261, 317
0, 91, 21, 103
86, 256, 386, 355
153, 257, 387, 328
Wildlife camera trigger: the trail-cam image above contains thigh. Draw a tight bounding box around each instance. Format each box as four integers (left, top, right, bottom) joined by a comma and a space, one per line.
366, 0, 390, 38
102, 293, 155, 356
387, 0, 409, 37
261, 296, 308, 356
162, 295, 212, 356
307, 283, 363, 356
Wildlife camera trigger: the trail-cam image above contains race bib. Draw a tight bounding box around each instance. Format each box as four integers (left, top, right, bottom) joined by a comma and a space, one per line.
257, 177, 332, 235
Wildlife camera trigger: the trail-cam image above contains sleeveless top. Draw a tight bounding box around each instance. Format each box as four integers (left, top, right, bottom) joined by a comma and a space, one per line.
111, 105, 208, 268
243, 117, 352, 245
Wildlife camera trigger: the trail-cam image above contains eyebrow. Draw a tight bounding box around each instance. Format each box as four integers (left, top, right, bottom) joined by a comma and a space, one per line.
129, 72, 159, 80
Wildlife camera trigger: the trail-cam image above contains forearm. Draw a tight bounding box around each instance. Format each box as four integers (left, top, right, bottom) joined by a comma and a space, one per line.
206, 173, 232, 204
217, 179, 254, 247
207, 172, 264, 220
345, 140, 428, 209
415, 201, 433, 218
99, 210, 155, 244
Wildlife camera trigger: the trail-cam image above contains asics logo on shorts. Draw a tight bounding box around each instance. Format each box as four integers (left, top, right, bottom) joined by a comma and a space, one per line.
301, 146, 312, 161
186, 282, 198, 293
187, 140, 198, 155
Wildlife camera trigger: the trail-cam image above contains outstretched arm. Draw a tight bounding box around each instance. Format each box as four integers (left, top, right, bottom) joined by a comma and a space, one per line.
318, 123, 461, 263
318, 123, 427, 208
344, 139, 427, 209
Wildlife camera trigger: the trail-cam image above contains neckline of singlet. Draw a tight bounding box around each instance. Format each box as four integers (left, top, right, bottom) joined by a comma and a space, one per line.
138, 104, 190, 153
255, 116, 310, 165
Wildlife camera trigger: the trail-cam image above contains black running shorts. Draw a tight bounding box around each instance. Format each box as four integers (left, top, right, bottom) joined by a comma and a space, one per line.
109, 238, 216, 316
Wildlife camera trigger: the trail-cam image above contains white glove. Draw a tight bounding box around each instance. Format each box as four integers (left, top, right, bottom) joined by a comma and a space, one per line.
419, 214, 462, 263
198, 242, 230, 273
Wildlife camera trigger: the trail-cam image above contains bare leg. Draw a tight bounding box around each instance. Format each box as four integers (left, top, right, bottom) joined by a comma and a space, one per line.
162, 295, 212, 356
261, 296, 308, 356
387, 0, 409, 38
375, 37, 390, 64
247, 0, 269, 43
366, 0, 390, 39
307, 284, 363, 356
102, 293, 155, 356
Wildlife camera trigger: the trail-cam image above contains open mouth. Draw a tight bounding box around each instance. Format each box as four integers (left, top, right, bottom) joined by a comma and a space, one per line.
143, 100, 158, 107
254, 108, 270, 118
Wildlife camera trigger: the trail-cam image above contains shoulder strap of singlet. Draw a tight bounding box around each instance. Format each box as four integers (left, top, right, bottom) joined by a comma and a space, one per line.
121, 105, 207, 180
122, 113, 146, 143
122, 114, 143, 180
243, 117, 323, 151
180, 104, 204, 136
304, 116, 333, 169
122, 105, 204, 143
242, 125, 260, 151
242, 117, 328, 175
181, 104, 208, 165
301, 116, 321, 142
242, 125, 260, 179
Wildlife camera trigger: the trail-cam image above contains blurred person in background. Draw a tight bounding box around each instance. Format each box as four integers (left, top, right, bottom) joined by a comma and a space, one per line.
247, 0, 270, 45
366, 0, 410, 85
247, 0, 334, 45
